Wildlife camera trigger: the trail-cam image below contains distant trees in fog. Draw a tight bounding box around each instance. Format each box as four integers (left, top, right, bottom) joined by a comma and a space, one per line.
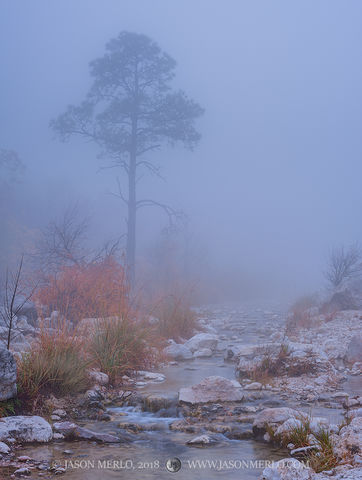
0, 149, 24, 186
51, 31, 204, 284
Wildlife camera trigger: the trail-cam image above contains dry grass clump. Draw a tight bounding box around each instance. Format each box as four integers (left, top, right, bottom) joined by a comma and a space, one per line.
88, 314, 159, 383
276, 419, 338, 473
17, 322, 90, 408
283, 419, 311, 448
308, 428, 338, 473
251, 343, 317, 381
0, 400, 17, 417
151, 293, 199, 341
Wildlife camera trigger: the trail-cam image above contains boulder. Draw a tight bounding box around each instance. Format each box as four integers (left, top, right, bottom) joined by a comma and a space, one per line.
253, 408, 299, 436
137, 371, 165, 382
88, 369, 109, 386
142, 394, 177, 413
186, 434, 219, 446
193, 348, 213, 358
184, 333, 218, 353
163, 341, 193, 361
275, 418, 303, 436
237, 357, 259, 378
0, 416, 52, 442
0, 441, 10, 454
16, 316, 35, 335
334, 417, 362, 461
14, 467, 31, 477
235, 345, 260, 358
259, 458, 314, 480
179, 376, 244, 404
345, 335, 362, 364
53, 421, 129, 443
308, 416, 329, 434
0, 346, 17, 400
244, 382, 263, 390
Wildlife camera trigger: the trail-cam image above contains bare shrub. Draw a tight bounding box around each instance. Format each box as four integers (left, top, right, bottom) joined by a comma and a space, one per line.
324, 243, 362, 289
0, 255, 37, 349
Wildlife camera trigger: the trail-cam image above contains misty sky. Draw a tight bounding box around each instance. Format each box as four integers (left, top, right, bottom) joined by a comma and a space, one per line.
1, 1, 362, 295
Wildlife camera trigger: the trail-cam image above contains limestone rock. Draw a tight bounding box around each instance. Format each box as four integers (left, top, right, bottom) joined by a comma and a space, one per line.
253, 408, 299, 436
345, 335, 362, 364
259, 458, 315, 480
184, 333, 218, 353
179, 376, 244, 405
88, 369, 109, 386
0, 416, 52, 443
53, 421, 129, 443
163, 341, 193, 361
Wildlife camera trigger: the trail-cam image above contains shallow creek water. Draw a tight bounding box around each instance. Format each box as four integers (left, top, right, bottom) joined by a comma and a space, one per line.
3, 302, 357, 479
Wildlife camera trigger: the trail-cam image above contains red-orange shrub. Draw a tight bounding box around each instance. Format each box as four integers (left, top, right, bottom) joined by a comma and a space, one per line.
35, 258, 129, 323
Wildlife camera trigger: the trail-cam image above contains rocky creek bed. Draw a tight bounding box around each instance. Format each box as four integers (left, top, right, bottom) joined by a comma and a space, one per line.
0, 302, 361, 479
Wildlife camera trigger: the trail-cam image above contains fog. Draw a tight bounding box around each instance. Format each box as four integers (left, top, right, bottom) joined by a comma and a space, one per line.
1, 0, 362, 299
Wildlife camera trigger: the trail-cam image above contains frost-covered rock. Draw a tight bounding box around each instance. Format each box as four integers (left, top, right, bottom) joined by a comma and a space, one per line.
0, 346, 17, 400
193, 348, 213, 358
88, 369, 109, 386
16, 316, 35, 335
275, 418, 303, 436
334, 417, 362, 462
237, 357, 259, 377
259, 458, 315, 480
244, 382, 263, 390
0, 416, 52, 442
345, 335, 362, 364
52, 409, 66, 418
316, 467, 362, 480
184, 333, 218, 353
235, 344, 260, 358
253, 408, 300, 436
309, 417, 329, 434
186, 434, 219, 446
179, 376, 244, 404
137, 371, 165, 382
0, 441, 10, 454
163, 340, 193, 361
53, 421, 127, 443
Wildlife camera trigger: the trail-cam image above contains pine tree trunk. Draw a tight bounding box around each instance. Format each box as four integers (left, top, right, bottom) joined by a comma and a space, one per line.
126, 161, 136, 285
126, 113, 137, 285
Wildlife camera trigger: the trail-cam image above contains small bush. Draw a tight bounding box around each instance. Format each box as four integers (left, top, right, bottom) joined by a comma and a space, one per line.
152, 293, 198, 341
17, 322, 89, 406
88, 315, 158, 383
